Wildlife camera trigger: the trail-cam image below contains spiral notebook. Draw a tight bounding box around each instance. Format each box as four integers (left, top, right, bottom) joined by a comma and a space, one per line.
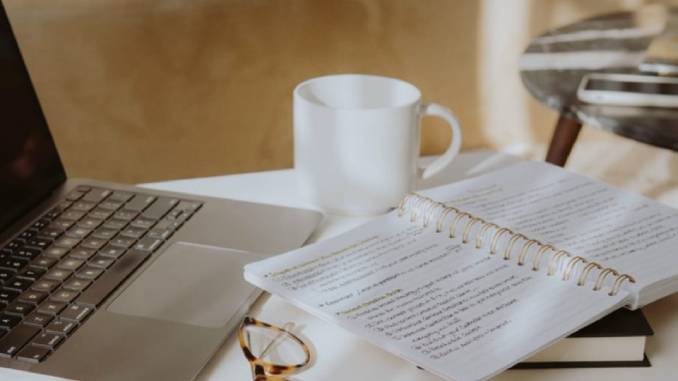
244, 161, 678, 381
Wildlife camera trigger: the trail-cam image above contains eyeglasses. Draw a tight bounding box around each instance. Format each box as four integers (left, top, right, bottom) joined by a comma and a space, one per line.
238, 316, 311, 381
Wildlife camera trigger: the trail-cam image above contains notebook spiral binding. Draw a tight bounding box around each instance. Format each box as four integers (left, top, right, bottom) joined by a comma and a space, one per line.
397, 193, 636, 297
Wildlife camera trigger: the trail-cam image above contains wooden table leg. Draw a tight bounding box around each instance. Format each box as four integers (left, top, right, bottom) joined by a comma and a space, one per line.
545, 114, 582, 166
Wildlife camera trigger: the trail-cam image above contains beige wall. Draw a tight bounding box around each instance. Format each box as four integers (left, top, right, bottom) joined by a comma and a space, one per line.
3, 0, 673, 183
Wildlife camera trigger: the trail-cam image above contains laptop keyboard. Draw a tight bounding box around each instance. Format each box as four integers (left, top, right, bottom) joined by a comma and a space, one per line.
0, 186, 202, 363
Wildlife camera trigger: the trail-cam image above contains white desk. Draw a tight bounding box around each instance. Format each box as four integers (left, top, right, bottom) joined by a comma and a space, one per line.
6, 150, 678, 380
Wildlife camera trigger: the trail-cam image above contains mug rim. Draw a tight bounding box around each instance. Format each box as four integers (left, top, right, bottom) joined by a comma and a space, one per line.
294, 73, 422, 110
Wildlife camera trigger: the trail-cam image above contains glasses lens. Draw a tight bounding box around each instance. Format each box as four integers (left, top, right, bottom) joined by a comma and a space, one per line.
243, 324, 307, 366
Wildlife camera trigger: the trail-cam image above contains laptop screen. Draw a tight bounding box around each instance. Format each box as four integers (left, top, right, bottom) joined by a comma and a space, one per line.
0, 3, 65, 233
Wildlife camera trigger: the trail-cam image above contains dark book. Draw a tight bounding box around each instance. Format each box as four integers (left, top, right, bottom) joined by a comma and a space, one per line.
513, 308, 653, 368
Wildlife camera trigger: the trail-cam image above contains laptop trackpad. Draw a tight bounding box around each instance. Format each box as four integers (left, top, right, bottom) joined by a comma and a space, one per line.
107, 242, 258, 328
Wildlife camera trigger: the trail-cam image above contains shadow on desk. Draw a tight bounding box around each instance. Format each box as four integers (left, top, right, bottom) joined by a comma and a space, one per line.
417, 151, 523, 190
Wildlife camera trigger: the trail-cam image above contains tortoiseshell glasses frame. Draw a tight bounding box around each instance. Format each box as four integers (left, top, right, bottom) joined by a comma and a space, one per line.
238, 316, 311, 381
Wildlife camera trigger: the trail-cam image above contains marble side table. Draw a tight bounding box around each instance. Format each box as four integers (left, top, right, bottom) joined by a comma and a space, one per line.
520, 8, 678, 166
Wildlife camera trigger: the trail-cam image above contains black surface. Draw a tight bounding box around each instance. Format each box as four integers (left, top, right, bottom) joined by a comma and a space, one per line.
0, 1, 66, 233
0, 324, 40, 358
586, 79, 678, 95
510, 309, 654, 368
570, 308, 653, 338
512, 354, 651, 369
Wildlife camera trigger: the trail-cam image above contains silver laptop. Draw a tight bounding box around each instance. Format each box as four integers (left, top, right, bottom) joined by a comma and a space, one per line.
0, 3, 322, 380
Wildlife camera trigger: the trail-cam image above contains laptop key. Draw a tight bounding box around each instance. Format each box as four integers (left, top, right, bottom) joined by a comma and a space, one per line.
50, 218, 74, 230
45, 319, 77, 336
25, 238, 51, 250
110, 236, 135, 249
23, 311, 53, 327
32, 332, 63, 349
0, 324, 40, 358
11, 256, 31, 268
142, 197, 179, 220
57, 258, 85, 272
65, 189, 86, 201
0, 289, 20, 304
89, 255, 114, 269
32, 279, 59, 293
5, 300, 35, 316
98, 245, 125, 259
19, 266, 46, 281
77, 217, 104, 230
176, 200, 202, 213
70, 201, 96, 212
59, 200, 74, 209
5, 278, 32, 292
145, 229, 172, 240
0, 269, 14, 283
50, 289, 79, 304
89, 208, 112, 220
167, 210, 190, 224
151, 218, 180, 232
78, 249, 151, 307
53, 237, 81, 249
65, 226, 91, 239
69, 247, 96, 260
44, 237, 79, 254
81, 188, 111, 204
129, 217, 156, 230
44, 210, 61, 220
113, 210, 137, 222
102, 219, 127, 231
44, 268, 71, 282
133, 237, 163, 253
0, 257, 28, 271
62, 278, 91, 292
38, 301, 66, 316
32, 256, 58, 269
60, 304, 92, 323
30, 219, 50, 231
75, 266, 104, 281
5, 240, 23, 252
16, 344, 50, 363
60, 210, 85, 221
46, 200, 73, 218
38, 227, 62, 240
108, 191, 133, 203
123, 195, 156, 212
18, 230, 36, 241
119, 226, 147, 240
99, 201, 123, 211
81, 237, 106, 250
14, 248, 41, 260
18, 290, 47, 305
91, 228, 117, 240
0, 313, 21, 329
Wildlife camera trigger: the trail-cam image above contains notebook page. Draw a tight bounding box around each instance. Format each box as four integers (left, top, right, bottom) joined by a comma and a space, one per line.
420, 160, 678, 307
244, 213, 628, 381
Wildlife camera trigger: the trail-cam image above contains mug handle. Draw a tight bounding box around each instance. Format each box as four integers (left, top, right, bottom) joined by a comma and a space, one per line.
418, 102, 463, 179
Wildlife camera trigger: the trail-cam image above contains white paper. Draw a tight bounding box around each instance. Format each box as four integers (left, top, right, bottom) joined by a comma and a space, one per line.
422, 161, 678, 306
245, 210, 628, 381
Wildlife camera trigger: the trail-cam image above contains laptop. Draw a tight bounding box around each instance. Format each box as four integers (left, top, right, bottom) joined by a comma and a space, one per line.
0, 3, 322, 380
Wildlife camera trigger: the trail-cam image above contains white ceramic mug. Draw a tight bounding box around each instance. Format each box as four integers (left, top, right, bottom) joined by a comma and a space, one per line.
294, 74, 462, 215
